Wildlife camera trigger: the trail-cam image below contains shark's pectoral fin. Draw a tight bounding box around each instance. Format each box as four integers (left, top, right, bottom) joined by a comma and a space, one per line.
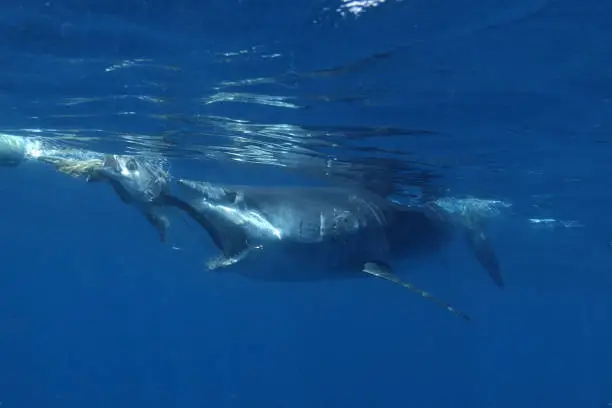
145, 212, 170, 244
206, 245, 262, 271
464, 227, 504, 288
161, 193, 251, 267
362, 261, 471, 321
204, 225, 253, 270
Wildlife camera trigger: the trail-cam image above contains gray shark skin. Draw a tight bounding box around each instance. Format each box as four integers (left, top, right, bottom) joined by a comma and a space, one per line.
88, 154, 171, 243
163, 180, 504, 321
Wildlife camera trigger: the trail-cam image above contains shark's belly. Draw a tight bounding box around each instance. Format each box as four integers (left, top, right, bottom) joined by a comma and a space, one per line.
229, 230, 390, 282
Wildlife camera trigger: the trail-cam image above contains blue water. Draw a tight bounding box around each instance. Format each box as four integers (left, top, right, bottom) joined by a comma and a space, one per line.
1, 0, 611, 407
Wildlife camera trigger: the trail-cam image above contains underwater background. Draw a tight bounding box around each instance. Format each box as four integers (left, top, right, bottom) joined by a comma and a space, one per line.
1, 0, 611, 406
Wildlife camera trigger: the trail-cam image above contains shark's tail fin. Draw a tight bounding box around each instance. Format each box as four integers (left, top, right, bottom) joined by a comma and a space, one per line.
423, 199, 505, 288
464, 225, 503, 288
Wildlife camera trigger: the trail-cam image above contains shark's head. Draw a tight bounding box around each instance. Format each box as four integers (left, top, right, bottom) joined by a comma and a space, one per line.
93, 154, 170, 204
86, 154, 172, 243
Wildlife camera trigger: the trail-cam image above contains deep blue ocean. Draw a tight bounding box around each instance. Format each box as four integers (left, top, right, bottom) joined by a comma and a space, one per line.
1, 0, 611, 407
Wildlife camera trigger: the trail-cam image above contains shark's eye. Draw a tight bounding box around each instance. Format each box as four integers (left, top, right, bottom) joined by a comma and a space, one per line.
125, 159, 138, 171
